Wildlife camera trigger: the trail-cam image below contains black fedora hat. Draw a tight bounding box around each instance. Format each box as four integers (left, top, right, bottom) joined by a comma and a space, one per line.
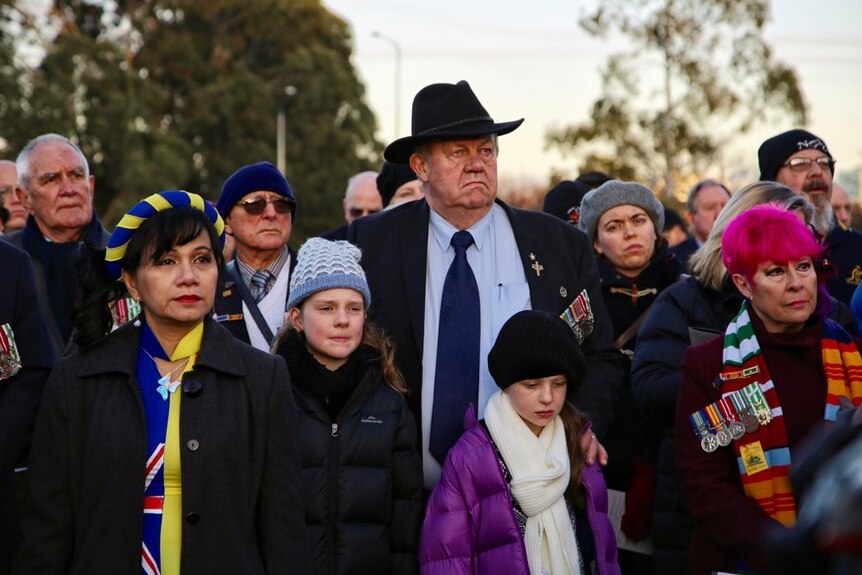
383, 80, 524, 164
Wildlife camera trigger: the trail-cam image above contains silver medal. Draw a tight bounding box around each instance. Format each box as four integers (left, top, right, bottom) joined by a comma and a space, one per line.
729, 421, 746, 440
700, 434, 719, 453
716, 427, 732, 447
0, 352, 21, 381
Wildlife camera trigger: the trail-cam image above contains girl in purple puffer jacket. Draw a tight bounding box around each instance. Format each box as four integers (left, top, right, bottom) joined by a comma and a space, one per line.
420, 310, 620, 575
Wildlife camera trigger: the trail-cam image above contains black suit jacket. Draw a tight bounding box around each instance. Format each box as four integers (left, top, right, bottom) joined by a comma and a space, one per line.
0, 243, 56, 574
213, 249, 297, 346
319, 224, 348, 241
670, 235, 699, 272
347, 198, 623, 437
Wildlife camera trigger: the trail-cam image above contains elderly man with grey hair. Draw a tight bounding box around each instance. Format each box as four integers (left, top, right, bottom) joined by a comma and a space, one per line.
1, 134, 110, 350
670, 179, 730, 270
831, 182, 853, 230
0, 160, 27, 233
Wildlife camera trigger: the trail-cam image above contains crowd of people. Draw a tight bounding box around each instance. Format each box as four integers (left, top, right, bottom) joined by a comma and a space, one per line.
2, 79, 862, 575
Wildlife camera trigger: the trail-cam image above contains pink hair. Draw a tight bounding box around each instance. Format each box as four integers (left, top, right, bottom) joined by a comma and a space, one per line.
721, 203, 823, 284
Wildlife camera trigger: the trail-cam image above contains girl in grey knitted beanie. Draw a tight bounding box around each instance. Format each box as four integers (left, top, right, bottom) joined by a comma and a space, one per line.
273, 237, 423, 574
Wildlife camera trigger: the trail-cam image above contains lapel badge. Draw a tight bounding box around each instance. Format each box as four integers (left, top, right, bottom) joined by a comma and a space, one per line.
528, 252, 544, 277
559, 286, 568, 298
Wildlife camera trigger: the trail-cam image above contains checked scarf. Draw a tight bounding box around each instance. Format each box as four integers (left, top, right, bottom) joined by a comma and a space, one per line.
720, 303, 862, 526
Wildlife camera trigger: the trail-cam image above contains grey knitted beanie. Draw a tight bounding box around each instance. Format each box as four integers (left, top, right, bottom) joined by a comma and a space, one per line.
287, 238, 371, 310
578, 180, 664, 243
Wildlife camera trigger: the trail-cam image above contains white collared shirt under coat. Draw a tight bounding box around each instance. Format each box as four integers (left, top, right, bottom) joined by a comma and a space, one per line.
421, 203, 529, 488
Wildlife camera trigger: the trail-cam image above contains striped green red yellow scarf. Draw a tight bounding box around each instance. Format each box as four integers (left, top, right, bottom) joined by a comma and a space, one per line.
720, 303, 862, 526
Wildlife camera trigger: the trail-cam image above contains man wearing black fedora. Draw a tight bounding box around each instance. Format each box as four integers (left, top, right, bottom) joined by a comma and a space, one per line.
347, 80, 623, 488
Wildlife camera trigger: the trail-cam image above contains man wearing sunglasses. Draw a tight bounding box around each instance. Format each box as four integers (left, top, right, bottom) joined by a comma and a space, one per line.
0, 160, 27, 233
759, 129, 862, 304
214, 161, 298, 351
321, 171, 383, 241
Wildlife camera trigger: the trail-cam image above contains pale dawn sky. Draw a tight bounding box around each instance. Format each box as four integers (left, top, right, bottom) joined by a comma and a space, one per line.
323, 0, 862, 196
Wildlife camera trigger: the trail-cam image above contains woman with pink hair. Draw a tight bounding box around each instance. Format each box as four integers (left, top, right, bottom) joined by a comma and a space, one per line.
674, 204, 862, 574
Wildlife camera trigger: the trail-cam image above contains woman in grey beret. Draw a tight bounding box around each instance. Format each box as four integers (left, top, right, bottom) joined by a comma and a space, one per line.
578, 180, 684, 572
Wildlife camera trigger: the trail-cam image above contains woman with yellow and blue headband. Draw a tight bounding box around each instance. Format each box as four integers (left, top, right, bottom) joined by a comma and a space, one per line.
15, 191, 308, 574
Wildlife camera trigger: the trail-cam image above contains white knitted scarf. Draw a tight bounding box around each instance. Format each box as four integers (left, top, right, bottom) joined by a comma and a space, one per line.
485, 390, 581, 575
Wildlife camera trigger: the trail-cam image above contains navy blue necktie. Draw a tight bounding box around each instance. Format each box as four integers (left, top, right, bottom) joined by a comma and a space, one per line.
430, 230, 480, 463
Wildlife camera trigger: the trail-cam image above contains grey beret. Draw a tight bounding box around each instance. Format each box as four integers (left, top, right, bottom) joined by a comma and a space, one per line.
578, 180, 665, 243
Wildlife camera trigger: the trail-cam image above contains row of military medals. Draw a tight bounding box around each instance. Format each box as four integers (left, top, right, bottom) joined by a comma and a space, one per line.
0, 323, 22, 380
689, 382, 773, 453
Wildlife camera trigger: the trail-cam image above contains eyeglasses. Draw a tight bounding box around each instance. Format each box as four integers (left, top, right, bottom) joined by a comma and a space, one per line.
348, 207, 380, 219
781, 156, 834, 173
236, 197, 294, 215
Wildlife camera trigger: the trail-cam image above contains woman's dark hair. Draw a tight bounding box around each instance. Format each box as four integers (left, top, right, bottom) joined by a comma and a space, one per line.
559, 401, 589, 508
73, 206, 225, 349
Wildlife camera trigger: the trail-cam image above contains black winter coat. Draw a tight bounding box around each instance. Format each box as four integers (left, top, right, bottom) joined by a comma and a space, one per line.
14, 318, 308, 575
277, 334, 423, 575
596, 244, 681, 491
0, 243, 56, 574
630, 277, 736, 574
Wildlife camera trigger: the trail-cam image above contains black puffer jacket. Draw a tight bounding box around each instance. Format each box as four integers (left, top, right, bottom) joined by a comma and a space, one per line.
630, 277, 738, 574
276, 332, 423, 575
631, 276, 858, 574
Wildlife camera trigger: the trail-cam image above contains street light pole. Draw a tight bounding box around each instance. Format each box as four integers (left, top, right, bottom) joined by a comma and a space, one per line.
276, 108, 286, 175
277, 85, 298, 175
372, 31, 402, 141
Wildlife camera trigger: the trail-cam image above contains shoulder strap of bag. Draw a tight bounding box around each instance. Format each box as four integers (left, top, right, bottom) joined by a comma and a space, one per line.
227, 263, 275, 345
613, 308, 650, 352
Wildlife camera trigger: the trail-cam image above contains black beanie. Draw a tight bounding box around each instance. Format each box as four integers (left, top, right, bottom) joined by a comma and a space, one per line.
376, 161, 418, 207
758, 129, 832, 182
662, 207, 685, 232
542, 180, 591, 226
488, 310, 586, 390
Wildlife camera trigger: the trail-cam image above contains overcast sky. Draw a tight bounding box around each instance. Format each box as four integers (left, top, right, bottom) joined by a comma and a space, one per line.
322, 0, 862, 193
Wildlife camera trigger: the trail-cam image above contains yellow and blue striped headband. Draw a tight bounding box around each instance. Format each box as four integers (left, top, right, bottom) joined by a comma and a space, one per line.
105, 190, 226, 280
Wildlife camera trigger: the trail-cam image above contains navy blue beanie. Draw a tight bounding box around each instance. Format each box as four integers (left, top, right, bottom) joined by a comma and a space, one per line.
216, 161, 297, 220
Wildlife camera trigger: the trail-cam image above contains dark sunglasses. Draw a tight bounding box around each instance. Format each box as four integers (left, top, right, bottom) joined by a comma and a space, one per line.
236, 197, 294, 215
348, 207, 380, 219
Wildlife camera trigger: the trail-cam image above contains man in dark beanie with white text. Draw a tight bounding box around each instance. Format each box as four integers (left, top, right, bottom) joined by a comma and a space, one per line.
758, 129, 862, 304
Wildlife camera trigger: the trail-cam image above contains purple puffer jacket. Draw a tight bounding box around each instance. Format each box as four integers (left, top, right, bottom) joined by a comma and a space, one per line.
420, 410, 620, 575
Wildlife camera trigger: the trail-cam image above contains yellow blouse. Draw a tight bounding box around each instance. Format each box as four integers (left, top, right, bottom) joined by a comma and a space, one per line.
160, 321, 203, 575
